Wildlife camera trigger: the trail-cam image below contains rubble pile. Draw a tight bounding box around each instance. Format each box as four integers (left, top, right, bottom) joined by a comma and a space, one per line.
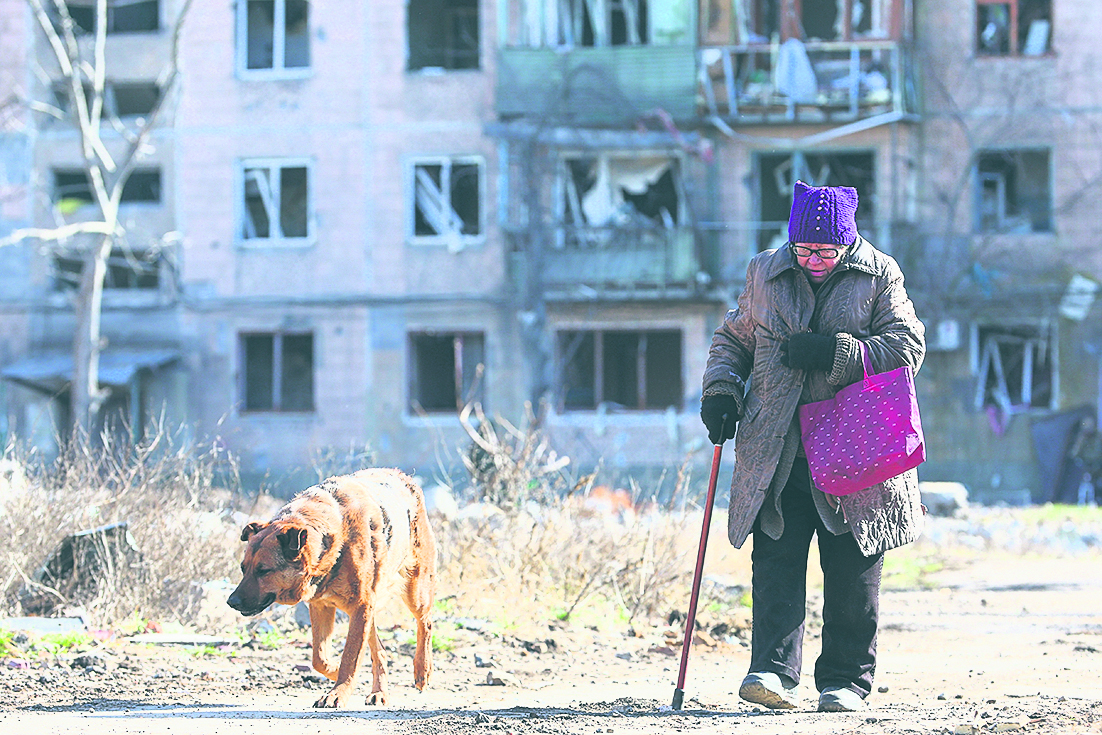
918, 506, 1102, 555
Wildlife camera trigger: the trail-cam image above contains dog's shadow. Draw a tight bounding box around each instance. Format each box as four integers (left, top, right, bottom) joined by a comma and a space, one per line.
26, 700, 760, 723
23, 700, 784, 727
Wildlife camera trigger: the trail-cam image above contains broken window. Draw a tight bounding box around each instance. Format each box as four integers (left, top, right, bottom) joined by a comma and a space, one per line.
241, 159, 311, 242
239, 0, 310, 73
756, 151, 874, 251
700, 1, 900, 116
241, 332, 315, 412
63, 0, 159, 34
512, 0, 699, 47
558, 154, 683, 245
411, 158, 482, 248
408, 0, 480, 70
974, 324, 1055, 413
719, 0, 887, 44
557, 329, 682, 411
976, 0, 1051, 56
409, 332, 485, 413
976, 150, 1051, 233
52, 168, 162, 206
53, 249, 161, 291
557, 0, 649, 46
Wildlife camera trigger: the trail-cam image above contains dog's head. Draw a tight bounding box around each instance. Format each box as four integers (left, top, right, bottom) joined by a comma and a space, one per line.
226, 520, 325, 616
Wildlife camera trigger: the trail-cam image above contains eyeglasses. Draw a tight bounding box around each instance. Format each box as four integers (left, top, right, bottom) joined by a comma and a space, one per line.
790, 244, 841, 259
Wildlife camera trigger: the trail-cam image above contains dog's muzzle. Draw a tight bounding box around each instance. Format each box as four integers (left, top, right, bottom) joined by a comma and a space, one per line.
227, 591, 276, 616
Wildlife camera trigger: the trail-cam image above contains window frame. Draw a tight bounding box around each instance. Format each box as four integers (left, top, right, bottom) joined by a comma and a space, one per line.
407, 331, 487, 415
119, 168, 163, 204
238, 330, 316, 414
973, 148, 1053, 234
235, 0, 312, 80
552, 150, 690, 251
52, 248, 162, 292
971, 321, 1058, 414
51, 167, 163, 207
407, 156, 485, 248
556, 0, 649, 47
975, 0, 1052, 57
237, 157, 315, 247
52, 81, 163, 122
406, 0, 481, 71
555, 151, 686, 222
62, 0, 161, 35
555, 327, 684, 413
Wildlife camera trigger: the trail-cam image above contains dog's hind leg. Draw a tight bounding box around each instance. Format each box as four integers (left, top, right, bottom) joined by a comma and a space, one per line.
403, 563, 435, 691
308, 602, 339, 681
404, 493, 437, 692
364, 614, 391, 706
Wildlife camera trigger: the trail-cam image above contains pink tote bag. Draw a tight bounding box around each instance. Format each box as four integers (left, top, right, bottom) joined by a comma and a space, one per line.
798, 346, 925, 496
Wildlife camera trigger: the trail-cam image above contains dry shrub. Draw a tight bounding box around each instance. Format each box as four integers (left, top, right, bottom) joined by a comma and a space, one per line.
0, 429, 249, 627
436, 402, 704, 628
434, 506, 697, 628
459, 402, 570, 510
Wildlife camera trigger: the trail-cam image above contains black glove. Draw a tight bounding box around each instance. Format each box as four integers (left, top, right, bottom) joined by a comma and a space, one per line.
780, 332, 837, 371
700, 394, 740, 446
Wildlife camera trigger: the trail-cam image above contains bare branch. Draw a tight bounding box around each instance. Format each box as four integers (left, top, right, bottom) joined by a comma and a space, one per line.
92, 0, 108, 126
29, 0, 117, 177
0, 221, 119, 247
25, 0, 74, 77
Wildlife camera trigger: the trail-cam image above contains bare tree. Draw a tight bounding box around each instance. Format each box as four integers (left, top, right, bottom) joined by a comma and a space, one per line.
0, 0, 192, 436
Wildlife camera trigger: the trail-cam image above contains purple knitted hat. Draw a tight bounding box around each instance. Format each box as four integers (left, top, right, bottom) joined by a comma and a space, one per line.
787, 180, 859, 246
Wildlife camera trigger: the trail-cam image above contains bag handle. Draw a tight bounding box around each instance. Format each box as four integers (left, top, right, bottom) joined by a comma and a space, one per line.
860, 341, 878, 391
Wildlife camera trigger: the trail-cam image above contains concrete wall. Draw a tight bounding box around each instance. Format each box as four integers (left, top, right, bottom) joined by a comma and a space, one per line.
173, 0, 515, 486
4, 0, 1102, 503
906, 0, 1102, 502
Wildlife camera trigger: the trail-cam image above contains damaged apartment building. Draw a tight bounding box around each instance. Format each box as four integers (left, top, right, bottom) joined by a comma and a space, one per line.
1, 0, 1100, 502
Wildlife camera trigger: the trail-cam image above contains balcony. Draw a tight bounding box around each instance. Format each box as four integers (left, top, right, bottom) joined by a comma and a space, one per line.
508, 225, 702, 298
698, 39, 916, 124
496, 45, 698, 126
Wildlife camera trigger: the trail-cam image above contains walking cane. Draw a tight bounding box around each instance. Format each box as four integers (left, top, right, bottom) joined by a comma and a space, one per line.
672, 441, 724, 710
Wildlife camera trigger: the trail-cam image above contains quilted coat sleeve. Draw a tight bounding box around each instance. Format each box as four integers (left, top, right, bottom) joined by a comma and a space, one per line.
828, 256, 926, 387
702, 259, 757, 410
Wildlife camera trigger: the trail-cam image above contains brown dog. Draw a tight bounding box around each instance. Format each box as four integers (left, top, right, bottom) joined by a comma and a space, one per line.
227, 468, 436, 708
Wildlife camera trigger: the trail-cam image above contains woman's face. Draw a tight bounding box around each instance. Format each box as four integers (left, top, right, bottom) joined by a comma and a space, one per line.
792, 243, 844, 283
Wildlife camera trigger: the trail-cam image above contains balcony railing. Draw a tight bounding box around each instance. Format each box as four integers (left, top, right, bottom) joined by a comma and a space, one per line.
698, 40, 915, 124
508, 225, 702, 296
496, 45, 698, 126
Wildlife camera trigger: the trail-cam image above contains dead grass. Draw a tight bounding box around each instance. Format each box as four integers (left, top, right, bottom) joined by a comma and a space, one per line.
430, 402, 752, 632
0, 429, 251, 627
0, 406, 753, 637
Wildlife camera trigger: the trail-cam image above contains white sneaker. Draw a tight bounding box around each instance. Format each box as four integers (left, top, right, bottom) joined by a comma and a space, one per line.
739, 672, 800, 709
818, 686, 866, 712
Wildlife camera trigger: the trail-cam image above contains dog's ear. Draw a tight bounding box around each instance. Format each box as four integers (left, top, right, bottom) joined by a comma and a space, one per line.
241, 521, 266, 542
277, 525, 310, 561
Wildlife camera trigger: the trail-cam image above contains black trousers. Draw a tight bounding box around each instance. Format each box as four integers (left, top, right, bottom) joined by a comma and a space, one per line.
748, 458, 884, 697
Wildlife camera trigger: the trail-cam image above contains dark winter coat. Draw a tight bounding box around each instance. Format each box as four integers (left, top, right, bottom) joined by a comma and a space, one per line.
702, 237, 927, 556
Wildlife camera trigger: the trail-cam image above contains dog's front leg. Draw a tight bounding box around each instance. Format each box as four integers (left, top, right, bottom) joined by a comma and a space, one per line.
308, 602, 339, 681
313, 605, 370, 708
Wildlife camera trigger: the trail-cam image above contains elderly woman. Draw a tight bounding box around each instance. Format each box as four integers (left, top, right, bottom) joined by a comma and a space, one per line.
700, 181, 926, 712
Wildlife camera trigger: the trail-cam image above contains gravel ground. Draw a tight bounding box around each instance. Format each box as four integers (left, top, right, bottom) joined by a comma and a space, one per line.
2, 511, 1102, 734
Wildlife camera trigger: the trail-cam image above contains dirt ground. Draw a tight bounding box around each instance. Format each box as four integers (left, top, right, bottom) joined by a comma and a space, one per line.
2, 529, 1102, 734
